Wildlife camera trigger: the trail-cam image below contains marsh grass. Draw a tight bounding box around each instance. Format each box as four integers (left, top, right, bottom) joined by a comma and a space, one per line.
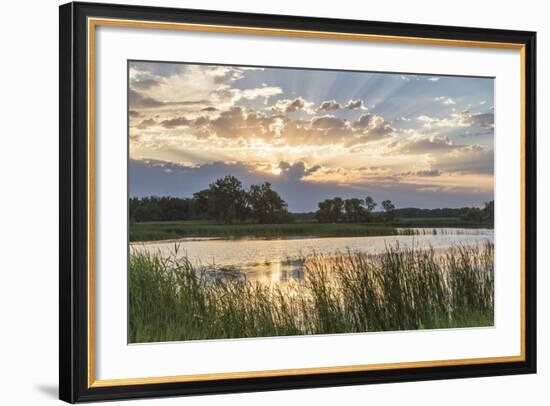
129, 221, 397, 242
129, 243, 494, 343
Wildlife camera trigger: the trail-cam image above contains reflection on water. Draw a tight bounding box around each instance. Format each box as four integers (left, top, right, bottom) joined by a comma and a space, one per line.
131, 228, 494, 285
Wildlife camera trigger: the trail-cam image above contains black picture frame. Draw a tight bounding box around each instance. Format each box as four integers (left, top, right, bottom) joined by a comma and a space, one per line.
59, 1, 537, 403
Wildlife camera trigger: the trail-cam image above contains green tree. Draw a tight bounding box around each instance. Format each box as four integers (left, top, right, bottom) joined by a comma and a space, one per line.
364, 196, 377, 222
364, 196, 377, 212
381, 199, 396, 221
191, 189, 210, 219
482, 200, 494, 224
195, 176, 249, 224
460, 207, 483, 222
248, 182, 290, 224
315, 197, 345, 223
344, 198, 366, 222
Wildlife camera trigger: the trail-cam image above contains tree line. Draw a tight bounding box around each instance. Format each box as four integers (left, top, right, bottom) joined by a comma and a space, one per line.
130, 176, 292, 224
130, 175, 494, 225
460, 200, 494, 223
314, 196, 396, 223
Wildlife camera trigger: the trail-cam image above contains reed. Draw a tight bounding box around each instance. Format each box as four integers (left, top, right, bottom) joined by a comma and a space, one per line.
129, 243, 494, 343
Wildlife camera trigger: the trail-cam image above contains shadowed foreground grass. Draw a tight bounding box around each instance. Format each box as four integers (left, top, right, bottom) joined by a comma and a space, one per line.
129, 243, 494, 343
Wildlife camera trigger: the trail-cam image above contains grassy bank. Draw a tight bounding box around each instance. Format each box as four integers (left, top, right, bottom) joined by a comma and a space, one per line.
129, 243, 494, 343
129, 221, 397, 242
129, 219, 492, 242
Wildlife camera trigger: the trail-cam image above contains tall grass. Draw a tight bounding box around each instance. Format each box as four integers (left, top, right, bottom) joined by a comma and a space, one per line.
129, 243, 494, 343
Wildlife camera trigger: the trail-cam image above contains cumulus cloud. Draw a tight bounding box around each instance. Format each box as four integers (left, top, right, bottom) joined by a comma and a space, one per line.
311, 115, 346, 129
129, 63, 281, 112
345, 99, 366, 110
278, 161, 321, 181
173, 106, 393, 147
346, 113, 395, 145
272, 97, 311, 113
317, 100, 342, 112
354, 113, 383, 129
160, 116, 192, 129
202, 107, 282, 140
136, 118, 157, 129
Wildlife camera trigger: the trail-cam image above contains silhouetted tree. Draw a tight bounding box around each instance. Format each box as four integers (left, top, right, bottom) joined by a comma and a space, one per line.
196, 176, 249, 224
315, 197, 345, 223
344, 198, 366, 222
482, 200, 494, 224
381, 199, 396, 221
248, 182, 291, 224
364, 196, 377, 222
460, 207, 483, 222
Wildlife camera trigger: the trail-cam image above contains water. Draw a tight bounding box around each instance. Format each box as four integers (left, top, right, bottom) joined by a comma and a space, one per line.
131, 228, 494, 285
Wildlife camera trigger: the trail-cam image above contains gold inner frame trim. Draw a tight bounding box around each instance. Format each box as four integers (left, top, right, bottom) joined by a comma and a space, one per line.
87, 17, 527, 388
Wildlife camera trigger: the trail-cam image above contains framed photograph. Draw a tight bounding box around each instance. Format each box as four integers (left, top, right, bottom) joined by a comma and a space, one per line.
59, 2, 536, 403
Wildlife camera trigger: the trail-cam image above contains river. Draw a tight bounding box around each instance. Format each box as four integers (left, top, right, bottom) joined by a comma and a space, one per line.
130, 228, 494, 285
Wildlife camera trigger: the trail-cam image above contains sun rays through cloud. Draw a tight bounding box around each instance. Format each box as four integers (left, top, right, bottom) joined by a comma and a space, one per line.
129, 61, 494, 211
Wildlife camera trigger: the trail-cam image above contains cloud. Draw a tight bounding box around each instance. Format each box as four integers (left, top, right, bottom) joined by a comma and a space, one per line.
131, 77, 161, 91
469, 112, 494, 128
435, 96, 456, 105
129, 63, 281, 112
432, 146, 494, 175
187, 107, 283, 142
345, 99, 366, 110
278, 161, 321, 181
399, 169, 442, 177
179, 105, 388, 147
317, 100, 342, 111
272, 97, 311, 113
160, 116, 192, 129
136, 118, 157, 129
129, 110, 143, 118
393, 135, 461, 154
346, 113, 395, 145
354, 113, 383, 129
238, 86, 283, 100
129, 89, 209, 110
311, 115, 346, 129
389, 133, 493, 176
129, 89, 166, 109
130, 158, 493, 211
417, 110, 494, 130
415, 169, 441, 177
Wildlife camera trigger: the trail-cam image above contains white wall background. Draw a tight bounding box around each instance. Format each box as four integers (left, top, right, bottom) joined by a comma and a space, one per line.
0, 0, 546, 404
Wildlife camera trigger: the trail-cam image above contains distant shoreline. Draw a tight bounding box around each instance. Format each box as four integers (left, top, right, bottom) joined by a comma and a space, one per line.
129, 219, 494, 243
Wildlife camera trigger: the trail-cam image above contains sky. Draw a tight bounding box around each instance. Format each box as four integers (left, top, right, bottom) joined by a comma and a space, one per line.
128, 60, 494, 212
